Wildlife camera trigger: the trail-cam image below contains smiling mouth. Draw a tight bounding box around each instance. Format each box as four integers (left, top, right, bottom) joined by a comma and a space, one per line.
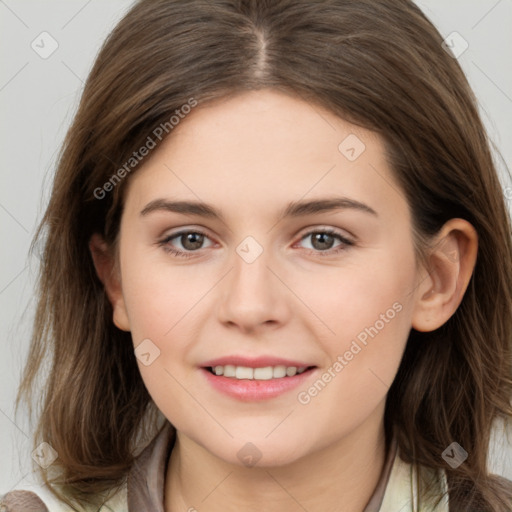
206, 365, 316, 380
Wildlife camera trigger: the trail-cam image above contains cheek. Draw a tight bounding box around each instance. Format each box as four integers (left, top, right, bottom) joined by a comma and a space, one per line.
122, 265, 202, 423
308, 252, 414, 342
121, 258, 204, 341
285, 265, 414, 456
307, 253, 415, 386
120, 258, 213, 411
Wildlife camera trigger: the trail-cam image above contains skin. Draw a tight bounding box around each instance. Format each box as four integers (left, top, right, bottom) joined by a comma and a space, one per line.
90, 89, 478, 512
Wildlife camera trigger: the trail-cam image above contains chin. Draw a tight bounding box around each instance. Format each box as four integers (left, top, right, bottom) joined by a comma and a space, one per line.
202, 434, 311, 469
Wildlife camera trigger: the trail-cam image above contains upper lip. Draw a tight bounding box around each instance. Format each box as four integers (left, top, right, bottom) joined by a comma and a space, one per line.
201, 356, 316, 369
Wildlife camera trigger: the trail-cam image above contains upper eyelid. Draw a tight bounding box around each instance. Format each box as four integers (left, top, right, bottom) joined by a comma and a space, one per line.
299, 227, 353, 240
161, 227, 214, 242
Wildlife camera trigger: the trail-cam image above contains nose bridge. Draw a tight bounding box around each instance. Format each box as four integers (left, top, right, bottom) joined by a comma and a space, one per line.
217, 233, 287, 329
230, 234, 275, 302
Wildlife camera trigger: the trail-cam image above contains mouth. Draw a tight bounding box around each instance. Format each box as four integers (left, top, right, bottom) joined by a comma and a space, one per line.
205, 364, 315, 380
200, 362, 318, 401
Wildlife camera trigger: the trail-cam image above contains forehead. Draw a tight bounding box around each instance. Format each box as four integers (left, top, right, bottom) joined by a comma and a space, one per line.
123, 89, 407, 222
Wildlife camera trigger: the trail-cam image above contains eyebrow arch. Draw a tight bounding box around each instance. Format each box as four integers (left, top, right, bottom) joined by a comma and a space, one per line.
139, 197, 378, 220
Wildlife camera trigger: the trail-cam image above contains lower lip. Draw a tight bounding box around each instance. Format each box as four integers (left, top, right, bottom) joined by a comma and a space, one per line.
200, 367, 316, 401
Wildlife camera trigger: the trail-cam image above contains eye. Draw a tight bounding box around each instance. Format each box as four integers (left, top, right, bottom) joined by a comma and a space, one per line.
297, 228, 354, 256
157, 227, 354, 259
158, 230, 214, 258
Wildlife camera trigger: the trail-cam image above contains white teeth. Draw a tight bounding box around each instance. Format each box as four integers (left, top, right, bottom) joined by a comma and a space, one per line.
210, 365, 310, 380
235, 366, 254, 379
286, 367, 297, 377
223, 365, 236, 377
272, 365, 287, 378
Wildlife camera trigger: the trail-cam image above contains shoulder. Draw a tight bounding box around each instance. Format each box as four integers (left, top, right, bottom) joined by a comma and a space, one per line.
492, 473, 512, 499
494, 474, 512, 490
1, 478, 128, 512
0, 490, 49, 511
378, 447, 450, 511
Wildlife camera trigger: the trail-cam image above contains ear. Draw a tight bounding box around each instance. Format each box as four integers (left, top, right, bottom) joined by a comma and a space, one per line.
411, 218, 478, 332
89, 233, 131, 331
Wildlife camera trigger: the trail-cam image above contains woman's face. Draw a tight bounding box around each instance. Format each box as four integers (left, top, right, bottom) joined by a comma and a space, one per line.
114, 89, 423, 466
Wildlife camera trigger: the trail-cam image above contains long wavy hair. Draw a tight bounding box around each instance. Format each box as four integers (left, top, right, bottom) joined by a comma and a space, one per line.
17, 0, 512, 510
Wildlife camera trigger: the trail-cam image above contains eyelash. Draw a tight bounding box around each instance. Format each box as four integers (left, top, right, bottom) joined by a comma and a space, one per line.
157, 228, 354, 259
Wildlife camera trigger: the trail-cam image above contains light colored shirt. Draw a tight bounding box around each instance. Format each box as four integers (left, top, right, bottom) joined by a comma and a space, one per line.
1, 421, 449, 511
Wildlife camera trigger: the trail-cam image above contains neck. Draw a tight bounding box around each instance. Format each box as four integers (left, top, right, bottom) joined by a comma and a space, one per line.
165, 403, 387, 512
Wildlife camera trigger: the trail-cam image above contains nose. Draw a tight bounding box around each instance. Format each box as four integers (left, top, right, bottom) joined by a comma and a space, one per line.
216, 243, 291, 334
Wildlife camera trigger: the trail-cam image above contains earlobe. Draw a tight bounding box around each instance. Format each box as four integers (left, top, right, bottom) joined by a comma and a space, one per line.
89, 233, 131, 332
411, 219, 478, 333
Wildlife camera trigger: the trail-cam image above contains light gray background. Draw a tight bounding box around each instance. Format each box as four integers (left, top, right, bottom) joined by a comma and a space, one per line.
1, 0, 511, 493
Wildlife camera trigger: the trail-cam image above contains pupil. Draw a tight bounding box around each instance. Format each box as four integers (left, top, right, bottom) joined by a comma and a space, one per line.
183, 233, 203, 250
313, 233, 333, 250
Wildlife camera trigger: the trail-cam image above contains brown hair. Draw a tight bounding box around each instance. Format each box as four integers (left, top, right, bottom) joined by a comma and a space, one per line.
18, 0, 512, 510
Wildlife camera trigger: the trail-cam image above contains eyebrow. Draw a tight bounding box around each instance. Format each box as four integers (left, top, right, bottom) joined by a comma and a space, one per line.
139, 197, 378, 220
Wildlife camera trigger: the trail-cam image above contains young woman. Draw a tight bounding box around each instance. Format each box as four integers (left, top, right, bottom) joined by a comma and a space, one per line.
2, 0, 512, 511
